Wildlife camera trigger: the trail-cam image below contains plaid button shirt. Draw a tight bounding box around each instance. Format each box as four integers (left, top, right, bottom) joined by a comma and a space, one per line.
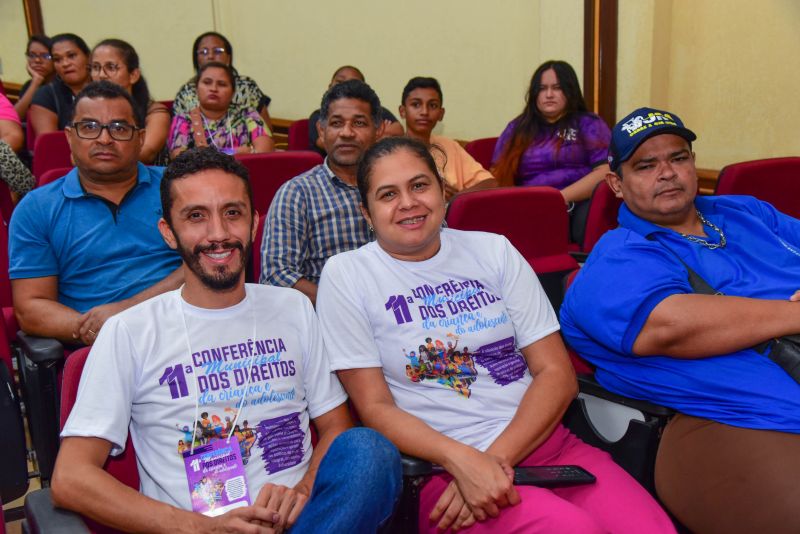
260, 162, 373, 287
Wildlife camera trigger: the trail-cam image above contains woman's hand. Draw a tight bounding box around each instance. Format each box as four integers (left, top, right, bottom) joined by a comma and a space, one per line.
444, 447, 519, 521
26, 63, 46, 87
429, 480, 476, 532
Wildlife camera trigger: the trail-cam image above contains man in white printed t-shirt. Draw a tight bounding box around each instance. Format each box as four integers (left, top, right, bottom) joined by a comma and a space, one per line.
51, 147, 401, 534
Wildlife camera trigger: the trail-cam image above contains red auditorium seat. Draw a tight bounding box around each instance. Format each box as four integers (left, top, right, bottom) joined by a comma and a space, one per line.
446, 186, 579, 310
37, 166, 73, 188
715, 157, 800, 219
463, 137, 498, 171
287, 119, 310, 151
24, 347, 138, 534
234, 151, 323, 281
32, 132, 71, 185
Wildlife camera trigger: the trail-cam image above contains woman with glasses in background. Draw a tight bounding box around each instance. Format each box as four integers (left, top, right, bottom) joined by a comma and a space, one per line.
90, 39, 170, 164
14, 35, 55, 121
173, 31, 273, 131
167, 62, 274, 159
29, 33, 91, 138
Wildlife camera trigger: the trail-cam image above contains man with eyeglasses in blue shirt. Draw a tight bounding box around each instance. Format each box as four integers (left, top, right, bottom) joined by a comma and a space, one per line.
9, 80, 182, 346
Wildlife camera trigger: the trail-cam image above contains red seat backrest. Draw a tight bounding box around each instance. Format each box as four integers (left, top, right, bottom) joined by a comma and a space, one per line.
463, 137, 498, 171
446, 187, 578, 274
159, 100, 174, 116
234, 151, 323, 281
582, 181, 623, 253
287, 119, 310, 151
32, 131, 72, 184
37, 166, 73, 188
715, 157, 800, 219
61, 347, 139, 533
0, 181, 14, 224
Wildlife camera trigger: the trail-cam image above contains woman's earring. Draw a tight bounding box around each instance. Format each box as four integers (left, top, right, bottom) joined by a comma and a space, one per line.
368, 225, 374, 233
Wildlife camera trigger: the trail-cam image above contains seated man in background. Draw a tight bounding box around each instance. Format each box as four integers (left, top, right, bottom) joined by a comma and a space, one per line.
308, 65, 403, 155
400, 76, 497, 200
261, 80, 384, 305
52, 148, 401, 533
560, 107, 800, 534
9, 81, 182, 345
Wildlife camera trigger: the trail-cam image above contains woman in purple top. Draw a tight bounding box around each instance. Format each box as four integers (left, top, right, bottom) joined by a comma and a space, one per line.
491, 61, 611, 242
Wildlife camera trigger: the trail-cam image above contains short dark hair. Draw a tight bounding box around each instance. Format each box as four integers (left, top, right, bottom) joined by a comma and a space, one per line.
195, 62, 236, 92
50, 33, 89, 56
27, 34, 52, 52
319, 79, 382, 127
331, 65, 365, 82
401, 77, 443, 105
356, 136, 444, 210
161, 147, 253, 226
71, 80, 143, 127
192, 31, 233, 71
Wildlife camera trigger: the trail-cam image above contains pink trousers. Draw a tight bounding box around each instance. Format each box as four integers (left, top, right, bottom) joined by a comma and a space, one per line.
418, 425, 676, 533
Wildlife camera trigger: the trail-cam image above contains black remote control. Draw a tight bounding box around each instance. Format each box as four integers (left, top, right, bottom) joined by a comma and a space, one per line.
513, 465, 596, 488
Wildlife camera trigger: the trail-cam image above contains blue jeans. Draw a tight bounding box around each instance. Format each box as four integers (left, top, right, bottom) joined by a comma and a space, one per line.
291, 427, 402, 533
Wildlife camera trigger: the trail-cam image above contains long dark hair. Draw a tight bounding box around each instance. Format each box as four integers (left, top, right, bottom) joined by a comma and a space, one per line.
93, 39, 152, 125
492, 60, 587, 186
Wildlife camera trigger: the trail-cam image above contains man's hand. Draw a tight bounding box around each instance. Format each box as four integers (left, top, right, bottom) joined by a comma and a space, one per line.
429, 480, 476, 532
75, 301, 130, 344
253, 483, 308, 533
206, 505, 280, 534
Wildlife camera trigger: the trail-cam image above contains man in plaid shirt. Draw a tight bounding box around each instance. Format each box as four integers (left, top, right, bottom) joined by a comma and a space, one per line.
261, 80, 386, 305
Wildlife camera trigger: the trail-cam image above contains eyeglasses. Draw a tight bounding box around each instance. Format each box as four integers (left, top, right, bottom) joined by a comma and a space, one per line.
91, 63, 122, 76
196, 47, 227, 57
69, 120, 140, 141
26, 52, 52, 61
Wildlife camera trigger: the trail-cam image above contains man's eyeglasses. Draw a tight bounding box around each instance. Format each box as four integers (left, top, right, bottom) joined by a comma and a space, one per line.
26, 52, 52, 61
69, 120, 140, 141
91, 63, 121, 76
196, 47, 227, 57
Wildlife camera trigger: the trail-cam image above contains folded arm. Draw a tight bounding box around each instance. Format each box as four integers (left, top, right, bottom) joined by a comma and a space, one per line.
633, 293, 800, 358
560, 164, 609, 203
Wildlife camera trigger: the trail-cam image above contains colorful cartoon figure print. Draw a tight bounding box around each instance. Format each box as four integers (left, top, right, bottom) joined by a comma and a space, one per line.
402, 334, 477, 397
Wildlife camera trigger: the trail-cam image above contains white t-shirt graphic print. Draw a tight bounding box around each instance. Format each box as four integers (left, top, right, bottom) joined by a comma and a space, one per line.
318, 229, 559, 451
63, 284, 347, 510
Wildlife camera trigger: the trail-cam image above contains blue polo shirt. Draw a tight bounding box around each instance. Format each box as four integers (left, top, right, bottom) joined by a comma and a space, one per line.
560, 195, 800, 432
9, 164, 182, 313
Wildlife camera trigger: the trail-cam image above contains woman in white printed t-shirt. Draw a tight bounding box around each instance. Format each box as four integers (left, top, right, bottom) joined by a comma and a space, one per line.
316, 137, 675, 534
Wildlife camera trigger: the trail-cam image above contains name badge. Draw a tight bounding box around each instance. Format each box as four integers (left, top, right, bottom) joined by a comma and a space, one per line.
183, 436, 251, 516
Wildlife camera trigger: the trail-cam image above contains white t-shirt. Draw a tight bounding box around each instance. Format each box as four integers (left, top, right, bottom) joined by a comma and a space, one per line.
62, 284, 347, 509
318, 229, 559, 451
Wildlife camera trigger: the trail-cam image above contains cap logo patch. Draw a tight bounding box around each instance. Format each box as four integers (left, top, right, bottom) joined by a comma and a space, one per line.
621, 112, 676, 137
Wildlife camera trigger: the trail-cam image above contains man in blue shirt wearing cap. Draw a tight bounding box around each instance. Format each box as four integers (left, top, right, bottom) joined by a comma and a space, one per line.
9, 81, 183, 346
561, 107, 800, 534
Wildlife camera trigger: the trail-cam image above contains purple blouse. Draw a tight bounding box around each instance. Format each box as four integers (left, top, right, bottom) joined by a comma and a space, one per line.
491, 113, 611, 189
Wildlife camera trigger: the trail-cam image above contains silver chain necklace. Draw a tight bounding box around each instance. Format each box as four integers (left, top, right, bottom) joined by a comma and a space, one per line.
680, 210, 726, 249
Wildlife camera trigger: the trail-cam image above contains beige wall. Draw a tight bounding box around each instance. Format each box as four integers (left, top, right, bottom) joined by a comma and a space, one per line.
5, 0, 584, 142
0, 1, 32, 83
618, 0, 800, 169
213, 0, 584, 140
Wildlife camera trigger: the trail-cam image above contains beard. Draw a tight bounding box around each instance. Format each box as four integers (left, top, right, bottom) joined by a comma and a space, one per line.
175, 237, 251, 291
